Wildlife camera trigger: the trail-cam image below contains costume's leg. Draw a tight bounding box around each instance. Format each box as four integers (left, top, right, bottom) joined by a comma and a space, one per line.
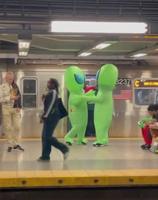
76, 111, 88, 144
94, 127, 109, 144
76, 124, 87, 144
64, 120, 77, 144
93, 96, 113, 145
64, 124, 82, 144
94, 116, 112, 145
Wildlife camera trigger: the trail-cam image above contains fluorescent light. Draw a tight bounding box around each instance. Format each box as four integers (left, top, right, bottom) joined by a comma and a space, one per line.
93, 43, 111, 50
18, 33, 31, 57
132, 53, 147, 58
19, 51, 28, 56
78, 52, 92, 57
18, 40, 30, 49
51, 21, 148, 34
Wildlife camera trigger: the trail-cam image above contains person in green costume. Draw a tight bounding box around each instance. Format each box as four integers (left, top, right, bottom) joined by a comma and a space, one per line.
87, 64, 118, 147
64, 65, 91, 145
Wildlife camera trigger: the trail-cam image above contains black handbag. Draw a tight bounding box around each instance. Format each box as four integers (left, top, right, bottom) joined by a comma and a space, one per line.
58, 98, 68, 119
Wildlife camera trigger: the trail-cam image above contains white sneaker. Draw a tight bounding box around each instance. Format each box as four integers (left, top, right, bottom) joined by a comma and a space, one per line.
150, 145, 158, 153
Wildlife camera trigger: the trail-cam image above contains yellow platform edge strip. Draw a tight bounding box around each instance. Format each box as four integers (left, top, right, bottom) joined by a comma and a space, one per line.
0, 169, 158, 188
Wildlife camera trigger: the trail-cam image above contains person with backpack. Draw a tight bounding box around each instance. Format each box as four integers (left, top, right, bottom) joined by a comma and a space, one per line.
38, 78, 69, 161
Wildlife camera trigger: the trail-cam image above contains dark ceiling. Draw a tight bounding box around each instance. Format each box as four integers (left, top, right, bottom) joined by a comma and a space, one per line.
0, 0, 158, 21
0, 0, 157, 65
0, 0, 158, 33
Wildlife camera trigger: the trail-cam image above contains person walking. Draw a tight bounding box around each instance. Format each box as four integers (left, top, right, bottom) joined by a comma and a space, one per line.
38, 78, 69, 161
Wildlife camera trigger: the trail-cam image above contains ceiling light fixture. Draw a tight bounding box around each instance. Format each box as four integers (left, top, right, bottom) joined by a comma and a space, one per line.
18, 32, 32, 57
18, 51, 28, 56
93, 43, 111, 50
132, 53, 147, 58
51, 21, 148, 34
78, 52, 92, 57
18, 40, 30, 49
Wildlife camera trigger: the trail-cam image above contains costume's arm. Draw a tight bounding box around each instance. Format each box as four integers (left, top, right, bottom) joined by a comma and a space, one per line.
84, 89, 95, 96
83, 92, 104, 103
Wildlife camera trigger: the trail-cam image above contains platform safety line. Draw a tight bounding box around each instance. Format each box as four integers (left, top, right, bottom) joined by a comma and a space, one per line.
0, 169, 158, 188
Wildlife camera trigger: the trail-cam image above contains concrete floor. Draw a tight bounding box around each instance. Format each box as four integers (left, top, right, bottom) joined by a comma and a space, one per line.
0, 139, 157, 171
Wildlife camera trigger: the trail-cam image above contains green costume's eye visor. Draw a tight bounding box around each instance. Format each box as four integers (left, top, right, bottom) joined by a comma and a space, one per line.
74, 74, 85, 84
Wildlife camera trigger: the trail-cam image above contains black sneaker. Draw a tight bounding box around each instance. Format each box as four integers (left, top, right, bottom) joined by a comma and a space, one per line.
37, 156, 50, 162
141, 144, 145, 149
13, 145, 24, 151
93, 143, 105, 147
7, 147, 12, 152
141, 144, 151, 150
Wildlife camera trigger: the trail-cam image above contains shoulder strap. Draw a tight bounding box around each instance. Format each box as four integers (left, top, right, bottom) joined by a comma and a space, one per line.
44, 90, 57, 118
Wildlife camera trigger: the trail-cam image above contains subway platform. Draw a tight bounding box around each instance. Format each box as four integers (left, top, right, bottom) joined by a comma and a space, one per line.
0, 138, 158, 189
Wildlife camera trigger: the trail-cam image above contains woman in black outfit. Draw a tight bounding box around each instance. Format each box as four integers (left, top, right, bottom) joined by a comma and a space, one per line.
38, 78, 69, 161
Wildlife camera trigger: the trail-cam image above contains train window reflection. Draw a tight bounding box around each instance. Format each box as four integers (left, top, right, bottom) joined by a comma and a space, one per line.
134, 89, 158, 105
23, 95, 36, 108
23, 79, 36, 93
22, 77, 37, 108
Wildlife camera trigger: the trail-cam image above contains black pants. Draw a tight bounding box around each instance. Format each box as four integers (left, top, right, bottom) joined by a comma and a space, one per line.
41, 114, 68, 158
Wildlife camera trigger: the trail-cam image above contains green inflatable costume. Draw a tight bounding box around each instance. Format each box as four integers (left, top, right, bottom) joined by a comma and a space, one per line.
64, 66, 89, 145
88, 64, 118, 146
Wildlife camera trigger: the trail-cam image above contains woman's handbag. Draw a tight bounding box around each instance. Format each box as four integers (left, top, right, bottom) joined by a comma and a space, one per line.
58, 98, 68, 119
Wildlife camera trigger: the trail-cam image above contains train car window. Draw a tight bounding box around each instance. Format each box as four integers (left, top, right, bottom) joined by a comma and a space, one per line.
23, 95, 36, 108
133, 79, 158, 106
22, 78, 37, 108
134, 88, 158, 105
23, 79, 36, 93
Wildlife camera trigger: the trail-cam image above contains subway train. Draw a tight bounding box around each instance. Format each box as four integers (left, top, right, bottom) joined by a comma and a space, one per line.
0, 63, 157, 139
